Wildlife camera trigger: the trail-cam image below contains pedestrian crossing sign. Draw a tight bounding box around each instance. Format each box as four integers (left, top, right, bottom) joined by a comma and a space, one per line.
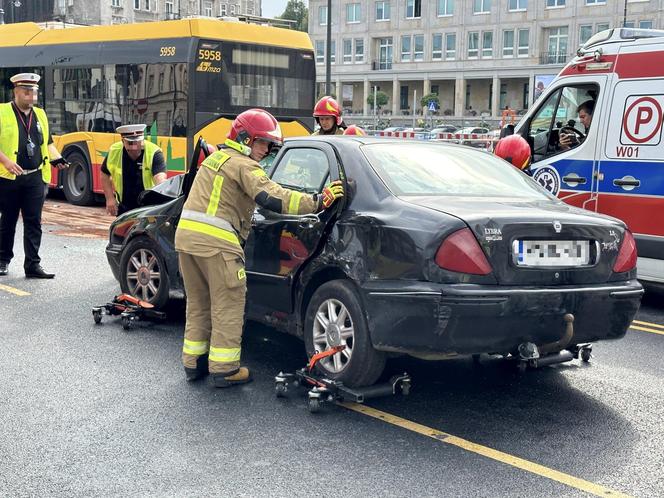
428, 101, 437, 112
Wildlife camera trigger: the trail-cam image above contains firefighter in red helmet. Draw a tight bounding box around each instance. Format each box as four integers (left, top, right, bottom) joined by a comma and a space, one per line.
343, 125, 366, 136
494, 135, 532, 174
312, 96, 345, 135
175, 108, 345, 387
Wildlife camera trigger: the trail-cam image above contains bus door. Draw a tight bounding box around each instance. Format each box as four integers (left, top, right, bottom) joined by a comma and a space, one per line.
525, 79, 606, 211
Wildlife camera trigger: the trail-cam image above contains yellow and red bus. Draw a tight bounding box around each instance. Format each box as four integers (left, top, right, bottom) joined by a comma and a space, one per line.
0, 19, 316, 204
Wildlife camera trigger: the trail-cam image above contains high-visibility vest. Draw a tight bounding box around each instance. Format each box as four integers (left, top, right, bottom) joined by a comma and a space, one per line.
106, 140, 160, 203
0, 102, 50, 183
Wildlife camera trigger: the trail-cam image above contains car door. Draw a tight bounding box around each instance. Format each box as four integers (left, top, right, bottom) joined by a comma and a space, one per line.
244, 142, 341, 313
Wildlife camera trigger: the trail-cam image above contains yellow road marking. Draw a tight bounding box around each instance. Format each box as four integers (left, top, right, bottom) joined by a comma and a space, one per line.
341, 402, 633, 498
629, 324, 664, 336
632, 319, 664, 330
0, 283, 30, 296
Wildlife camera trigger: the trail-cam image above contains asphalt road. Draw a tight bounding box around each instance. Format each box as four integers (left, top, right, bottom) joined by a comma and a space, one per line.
1, 202, 663, 497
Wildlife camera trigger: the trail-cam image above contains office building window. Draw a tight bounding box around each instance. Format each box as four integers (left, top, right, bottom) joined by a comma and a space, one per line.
432, 34, 443, 60
640, 20, 653, 29
343, 39, 353, 63
315, 40, 324, 64
546, 0, 565, 6
623, 21, 635, 28
468, 32, 479, 58
330, 40, 336, 64
473, 0, 491, 14
134, 0, 140, 9
319, 5, 328, 25
503, 30, 514, 58
580, 25, 593, 45
596, 23, 609, 33
145, 0, 150, 10
482, 31, 493, 58
508, 0, 526, 10
406, 0, 421, 18
437, 0, 453, 16
204, 1, 212, 16
413, 35, 424, 61
112, 0, 121, 7
376, 1, 390, 21
355, 39, 364, 63
401, 35, 411, 61
445, 33, 456, 60
547, 26, 568, 63
346, 3, 361, 23
585, 0, 605, 4
220, 4, 227, 15
517, 28, 529, 57
378, 37, 393, 70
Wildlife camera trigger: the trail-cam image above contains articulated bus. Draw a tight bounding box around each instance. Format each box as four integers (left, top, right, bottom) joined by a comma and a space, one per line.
0, 18, 316, 205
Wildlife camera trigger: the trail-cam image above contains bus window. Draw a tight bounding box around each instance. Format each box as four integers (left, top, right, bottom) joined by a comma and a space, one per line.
49, 67, 108, 134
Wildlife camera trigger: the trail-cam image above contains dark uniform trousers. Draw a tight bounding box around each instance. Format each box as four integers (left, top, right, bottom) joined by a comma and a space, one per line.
0, 171, 46, 270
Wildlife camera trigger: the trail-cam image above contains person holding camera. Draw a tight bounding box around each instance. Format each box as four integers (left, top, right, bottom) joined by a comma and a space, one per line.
0, 73, 69, 278
559, 100, 594, 151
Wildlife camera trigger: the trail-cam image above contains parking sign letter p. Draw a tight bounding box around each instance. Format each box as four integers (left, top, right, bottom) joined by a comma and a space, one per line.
635, 106, 653, 135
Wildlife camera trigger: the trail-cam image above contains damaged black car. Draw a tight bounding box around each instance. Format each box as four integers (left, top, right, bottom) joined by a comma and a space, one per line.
106, 136, 643, 386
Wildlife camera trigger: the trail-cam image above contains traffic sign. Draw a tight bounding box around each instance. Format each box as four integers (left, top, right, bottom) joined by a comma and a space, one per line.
428, 101, 437, 112
621, 95, 664, 145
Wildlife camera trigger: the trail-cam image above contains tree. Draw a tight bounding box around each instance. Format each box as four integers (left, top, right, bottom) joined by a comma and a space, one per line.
420, 93, 440, 110
367, 91, 389, 109
279, 0, 308, 32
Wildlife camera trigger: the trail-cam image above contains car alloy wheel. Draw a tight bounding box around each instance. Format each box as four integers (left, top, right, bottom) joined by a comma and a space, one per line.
126, 247, 161, 302
312, 298, 355, 373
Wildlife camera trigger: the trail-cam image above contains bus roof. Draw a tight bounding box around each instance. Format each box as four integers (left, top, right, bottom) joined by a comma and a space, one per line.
0, 18, 313, 51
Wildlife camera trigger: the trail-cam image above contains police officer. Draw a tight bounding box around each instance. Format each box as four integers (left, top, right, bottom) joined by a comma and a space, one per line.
312, 96, 346, 135
0, 73, 69, 278
100, 124, 167, 216
175, 108, 344, 387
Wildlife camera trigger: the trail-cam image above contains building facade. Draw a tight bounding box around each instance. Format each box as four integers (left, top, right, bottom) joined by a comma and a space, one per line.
51, 0, 261, 26
309, 0, 663, 122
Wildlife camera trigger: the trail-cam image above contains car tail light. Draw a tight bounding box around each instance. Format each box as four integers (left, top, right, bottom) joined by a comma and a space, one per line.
435, 228, 492, 275
612, 230, 637, 273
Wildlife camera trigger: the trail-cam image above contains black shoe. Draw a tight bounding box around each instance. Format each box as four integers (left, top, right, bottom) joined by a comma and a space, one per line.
0, 263, 7, 276
25, 266, 55, 279
185, 355, 209, 382
212, 367, 252, 388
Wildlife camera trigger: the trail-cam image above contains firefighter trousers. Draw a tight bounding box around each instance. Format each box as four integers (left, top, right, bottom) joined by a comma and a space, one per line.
179, 251, 247, 374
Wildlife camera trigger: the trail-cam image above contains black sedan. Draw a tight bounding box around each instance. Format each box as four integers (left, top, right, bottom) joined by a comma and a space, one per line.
106, 137, 643, 386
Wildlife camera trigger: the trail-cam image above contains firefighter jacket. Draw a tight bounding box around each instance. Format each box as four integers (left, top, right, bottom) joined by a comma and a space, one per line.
106, 140, 161, 203
0, 103, 50, 183
312, 127, 344, 136
175, 148, 319, 259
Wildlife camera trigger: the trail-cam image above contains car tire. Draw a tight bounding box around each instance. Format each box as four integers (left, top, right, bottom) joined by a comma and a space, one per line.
304, 280, 385, 387
62, 150, 94, 206
119, 237, 170, 309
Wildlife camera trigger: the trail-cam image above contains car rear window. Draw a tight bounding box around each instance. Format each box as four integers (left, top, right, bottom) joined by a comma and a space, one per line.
361, 143, 552, 199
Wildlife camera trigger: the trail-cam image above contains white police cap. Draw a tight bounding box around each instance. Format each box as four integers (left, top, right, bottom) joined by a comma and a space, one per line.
116, 124, 146, 141
10, 73, 41, 88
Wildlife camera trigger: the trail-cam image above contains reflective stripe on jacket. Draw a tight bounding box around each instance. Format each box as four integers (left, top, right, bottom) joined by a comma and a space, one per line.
175, 147, 319, 258
106, 140, 160, 203
0, 102, 50, 182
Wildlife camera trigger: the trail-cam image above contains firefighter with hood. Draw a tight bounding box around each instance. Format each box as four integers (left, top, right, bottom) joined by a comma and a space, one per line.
175, 108, 344, 387
312, 96, 345, 135
494, 135, 533, 175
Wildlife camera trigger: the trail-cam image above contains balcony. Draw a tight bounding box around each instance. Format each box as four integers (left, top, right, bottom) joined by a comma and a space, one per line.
539, 51, 571, 65
372, 60, 393, 70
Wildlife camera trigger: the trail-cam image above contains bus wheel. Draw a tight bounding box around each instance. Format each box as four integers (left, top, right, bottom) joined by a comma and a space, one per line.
62, 150, 94, 206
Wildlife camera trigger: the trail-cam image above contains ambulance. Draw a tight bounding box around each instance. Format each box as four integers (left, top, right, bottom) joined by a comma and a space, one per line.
507, 28, 664, 285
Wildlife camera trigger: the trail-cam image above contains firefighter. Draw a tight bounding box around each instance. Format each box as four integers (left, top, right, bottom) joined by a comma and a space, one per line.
343, 125, 367, 136
100, 124, 167, 216
0, 72, 69, 278
494, 135, 532, 174
312, 96, 346, 135
175, 108, 344, 388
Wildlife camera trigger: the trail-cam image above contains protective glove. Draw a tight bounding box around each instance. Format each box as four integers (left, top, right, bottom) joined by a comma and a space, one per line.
319, 180, 344, 210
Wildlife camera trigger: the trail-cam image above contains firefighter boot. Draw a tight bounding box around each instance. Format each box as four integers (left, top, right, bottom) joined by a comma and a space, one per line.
211, 367, 252, 388
184, 355, 209, 382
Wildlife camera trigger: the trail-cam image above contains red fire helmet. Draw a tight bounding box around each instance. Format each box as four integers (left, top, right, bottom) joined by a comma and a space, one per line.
343, 125, 366, 136
494, 135, 532, 170
313, 96, 342, 126
227, 108, 283, 148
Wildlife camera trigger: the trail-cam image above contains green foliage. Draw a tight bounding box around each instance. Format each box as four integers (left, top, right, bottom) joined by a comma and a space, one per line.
420, 93, 440, 109
367, 91, 389, 109
279, 0, 308, 32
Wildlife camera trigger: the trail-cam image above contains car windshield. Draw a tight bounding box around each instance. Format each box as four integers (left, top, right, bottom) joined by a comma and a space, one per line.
361, 143, 552, 199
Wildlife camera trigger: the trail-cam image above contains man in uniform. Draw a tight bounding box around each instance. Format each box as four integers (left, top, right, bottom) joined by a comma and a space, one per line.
175, 108, 344, 387
100, 124, 167, 216
312, 96, 346, 135
0, 72, 69, 278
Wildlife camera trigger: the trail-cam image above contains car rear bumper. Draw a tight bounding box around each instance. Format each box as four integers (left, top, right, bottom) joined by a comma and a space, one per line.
361, 280, 643, 356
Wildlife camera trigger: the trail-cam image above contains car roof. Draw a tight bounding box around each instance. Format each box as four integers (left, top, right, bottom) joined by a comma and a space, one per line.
283, 135, 482, 149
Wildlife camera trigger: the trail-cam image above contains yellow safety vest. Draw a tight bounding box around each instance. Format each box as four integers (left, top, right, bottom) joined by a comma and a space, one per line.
0, 102, 50, 183
106, 140, 160, 203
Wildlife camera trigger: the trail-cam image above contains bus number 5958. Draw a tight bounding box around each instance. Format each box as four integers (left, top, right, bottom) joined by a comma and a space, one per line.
160, 46, 176, 56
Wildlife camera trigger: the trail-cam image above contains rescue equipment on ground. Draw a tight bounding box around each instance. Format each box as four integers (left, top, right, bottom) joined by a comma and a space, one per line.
274, 345, 412, 413
92, 294, 166, 330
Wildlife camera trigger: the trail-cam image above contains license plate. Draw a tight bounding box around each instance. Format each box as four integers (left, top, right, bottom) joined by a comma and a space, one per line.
513, 240, 590, 267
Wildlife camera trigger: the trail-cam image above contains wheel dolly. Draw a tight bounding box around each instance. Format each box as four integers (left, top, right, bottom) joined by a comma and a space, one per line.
274, 345, 412, 413
92, 294, 166, 330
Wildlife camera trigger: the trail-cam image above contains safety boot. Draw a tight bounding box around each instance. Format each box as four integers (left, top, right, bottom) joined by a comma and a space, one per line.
211, 367, 252, 388
184, 355, 209, 382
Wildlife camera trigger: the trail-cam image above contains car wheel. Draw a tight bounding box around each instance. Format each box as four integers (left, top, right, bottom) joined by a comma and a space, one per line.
304, 280, 385, 387
62, 150, 94, 206
119, 237, 170, 309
